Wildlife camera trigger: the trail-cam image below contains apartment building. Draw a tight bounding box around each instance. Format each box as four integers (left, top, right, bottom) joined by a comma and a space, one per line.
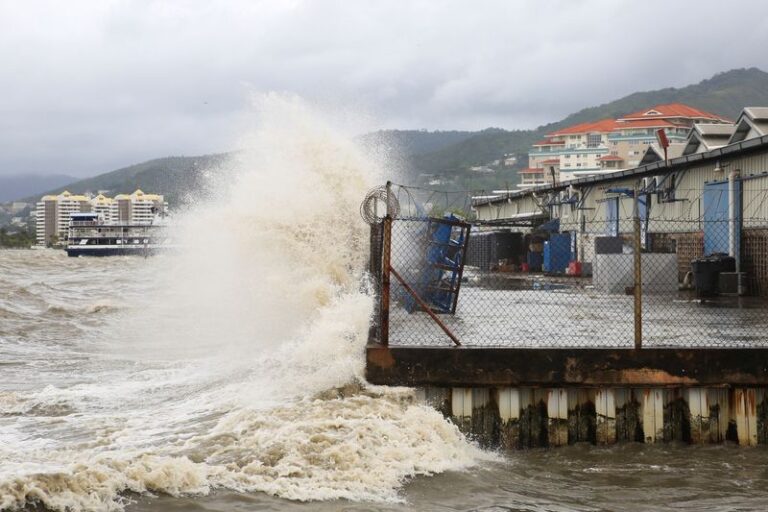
111, 190, 166, 224
525, 103, 730, 187
35, 191, 91, 246
90, 194, 114, 223
35, 189, 167, 246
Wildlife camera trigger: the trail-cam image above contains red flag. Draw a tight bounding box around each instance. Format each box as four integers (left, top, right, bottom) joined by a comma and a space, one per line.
655, 128, 669, 149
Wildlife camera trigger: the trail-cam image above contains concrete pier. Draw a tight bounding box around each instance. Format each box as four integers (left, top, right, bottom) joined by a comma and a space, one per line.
371, 345, 768, 448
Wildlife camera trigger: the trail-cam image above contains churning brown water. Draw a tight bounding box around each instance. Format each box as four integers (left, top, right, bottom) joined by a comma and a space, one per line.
2, 97, 768, 512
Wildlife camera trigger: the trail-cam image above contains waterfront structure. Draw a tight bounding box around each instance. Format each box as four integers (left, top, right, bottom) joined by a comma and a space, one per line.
526, 103, 730, 187
475, 106, 768, 294
35, 189, 167, 246
365, 106, 768, 450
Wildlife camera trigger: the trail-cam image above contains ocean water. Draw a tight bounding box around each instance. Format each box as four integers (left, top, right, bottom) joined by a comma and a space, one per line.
2, 97, 768, 511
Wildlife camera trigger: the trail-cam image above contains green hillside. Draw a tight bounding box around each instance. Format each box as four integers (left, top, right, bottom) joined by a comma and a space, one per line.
358, 129, 475, 156
27, 153, 232, 207
401, 67, 768, 190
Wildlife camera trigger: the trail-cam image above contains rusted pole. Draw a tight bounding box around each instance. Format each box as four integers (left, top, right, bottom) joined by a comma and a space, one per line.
450, 223, 471, 314
380, 215, 391, 346
633, 183, 642, 350
390, 266, 461, 346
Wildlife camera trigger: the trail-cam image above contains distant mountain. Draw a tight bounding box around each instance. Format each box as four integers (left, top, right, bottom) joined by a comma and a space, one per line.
24, 154, 233, 206
358, 129, 476, 157
0, 174, 77, 202
380, 67, 768, 190
16, 67, 768, 210
547, 67, 768, 129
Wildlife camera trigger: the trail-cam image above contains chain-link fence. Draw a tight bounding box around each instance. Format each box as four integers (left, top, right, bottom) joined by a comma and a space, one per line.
369, 185, 768, 348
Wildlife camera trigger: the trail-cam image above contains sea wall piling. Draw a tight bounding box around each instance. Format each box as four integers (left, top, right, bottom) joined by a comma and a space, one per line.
411, 384, 768, 448
371, 345, 768, 448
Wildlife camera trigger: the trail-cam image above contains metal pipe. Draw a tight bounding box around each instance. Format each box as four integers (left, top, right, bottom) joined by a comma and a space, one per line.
728, 168, 744, 295
378, 181, 395, 346
390, 266, 461, 346
633, 182, 642, 350
729, 168, 736, 259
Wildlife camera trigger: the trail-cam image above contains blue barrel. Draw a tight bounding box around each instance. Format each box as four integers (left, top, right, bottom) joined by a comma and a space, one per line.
543, 234, 570, 274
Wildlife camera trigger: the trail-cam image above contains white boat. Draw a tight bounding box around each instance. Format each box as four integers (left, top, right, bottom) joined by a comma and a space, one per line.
65, 213, 173, 257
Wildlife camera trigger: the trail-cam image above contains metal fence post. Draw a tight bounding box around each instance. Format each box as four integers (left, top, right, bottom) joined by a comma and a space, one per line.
633, 182, 643, 349
380, 182, 393, 346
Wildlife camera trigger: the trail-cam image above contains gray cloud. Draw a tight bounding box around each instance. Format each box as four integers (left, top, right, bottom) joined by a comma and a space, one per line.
1, 0, 767, 177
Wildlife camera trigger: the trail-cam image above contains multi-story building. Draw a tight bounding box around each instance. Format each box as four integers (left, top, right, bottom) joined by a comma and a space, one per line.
35, 189, 167, 246
110, 190, 167, 224
525, 103, 730, 187
35, 191, 91, 246
90, 194, 114, 223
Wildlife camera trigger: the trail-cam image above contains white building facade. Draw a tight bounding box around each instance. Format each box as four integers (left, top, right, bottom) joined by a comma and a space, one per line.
526, 104, 730, 188
35, 189, 167, 246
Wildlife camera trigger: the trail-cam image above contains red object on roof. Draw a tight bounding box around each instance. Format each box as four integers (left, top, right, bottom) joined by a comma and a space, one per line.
532, 139, 565, 146
655, 128, 670, 149
547, 119, 618, 136
620, 103, 728, 122
518, 167, 544, 174
541, 158, 560, 164
599, 155, 623, 161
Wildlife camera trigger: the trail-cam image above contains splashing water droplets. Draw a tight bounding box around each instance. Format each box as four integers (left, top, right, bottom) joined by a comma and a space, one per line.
0, 96, 484, 512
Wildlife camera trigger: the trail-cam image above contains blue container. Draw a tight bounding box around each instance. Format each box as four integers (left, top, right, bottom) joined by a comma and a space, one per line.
543, 234, 570, 274
527, 251, 543, 271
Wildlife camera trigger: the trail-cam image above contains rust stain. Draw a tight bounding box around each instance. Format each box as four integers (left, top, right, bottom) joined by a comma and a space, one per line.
587, 369, 698, 386
746, 389, 757, 410
367, 347, 395, 369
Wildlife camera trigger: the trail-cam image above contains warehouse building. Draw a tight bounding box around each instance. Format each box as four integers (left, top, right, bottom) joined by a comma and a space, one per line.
472, 107, 768, 296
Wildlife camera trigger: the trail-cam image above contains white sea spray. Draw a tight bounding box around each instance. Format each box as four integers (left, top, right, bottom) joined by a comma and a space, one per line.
0, 95, 486, 512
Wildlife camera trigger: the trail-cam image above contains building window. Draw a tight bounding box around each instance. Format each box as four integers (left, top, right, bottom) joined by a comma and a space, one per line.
587, 133, 601, 148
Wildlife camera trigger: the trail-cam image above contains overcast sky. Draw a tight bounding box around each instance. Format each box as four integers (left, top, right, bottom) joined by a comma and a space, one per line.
2, 0, 768, 178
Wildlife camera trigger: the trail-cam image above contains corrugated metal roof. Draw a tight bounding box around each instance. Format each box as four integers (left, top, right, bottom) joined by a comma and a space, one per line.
744, 107, 768, 121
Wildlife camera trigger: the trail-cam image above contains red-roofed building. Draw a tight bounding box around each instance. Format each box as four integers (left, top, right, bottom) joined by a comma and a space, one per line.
524, 103, 731, 188
620, 103, 729, 123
